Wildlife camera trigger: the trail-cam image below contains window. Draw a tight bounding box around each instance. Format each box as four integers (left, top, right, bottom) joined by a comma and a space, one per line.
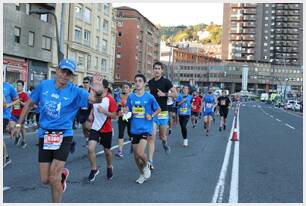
103, 20, 109, 34
265, 17, 269, 20
26, 4, 31, 15
40, 14, 48, 22
42, 36, 51, 50
102, 39, 107, 52
95, 57, 99, 68
115, 73, 120, 80
15, 3, 20, 10
118, 21, 123, 27
87, 55, 91, 69
84, 30, 90, 46
116, 63, 120, 70
118, 32, 122, 37
96, 36, 100, 50
14, 27, 21, 43
97, 3, 102, 10
101, 58, 107, 71
77, 55, 84, 67
104, 3, 110, 16
75, 4, 83, 19
117, 42, 122, 48
116, 53, 122, 59
84, 8, 91, 23
28, 31, 34, 47
96, 16, 100, 31
74, 27, 82, 42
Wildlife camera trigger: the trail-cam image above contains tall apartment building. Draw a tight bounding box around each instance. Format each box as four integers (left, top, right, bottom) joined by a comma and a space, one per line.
222, 3, 303, 66
3, 3, 55, 87
49, 3, 116, 85
114, 6, 160, 84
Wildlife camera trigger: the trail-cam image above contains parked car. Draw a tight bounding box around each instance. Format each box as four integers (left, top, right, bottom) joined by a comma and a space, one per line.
285, 100, 295, 110
293, 101, 301, 111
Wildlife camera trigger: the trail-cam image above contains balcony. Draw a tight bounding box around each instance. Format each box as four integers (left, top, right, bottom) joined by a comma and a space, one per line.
242, 28, 256, 34
231, 16, 243, 21
288, 4, 300, 10
243, 8, 257, 14
242, 22, 256, 28
230, 35, 242, 41
246, 55, 255, 60
288, 16, 300, 22
243, 15, 256, 21
243, 35, 255, 41
244, 3, 257, 8
288, 11, 300, 16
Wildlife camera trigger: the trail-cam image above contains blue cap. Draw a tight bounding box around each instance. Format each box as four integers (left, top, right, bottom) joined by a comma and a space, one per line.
59, 59, 76, 74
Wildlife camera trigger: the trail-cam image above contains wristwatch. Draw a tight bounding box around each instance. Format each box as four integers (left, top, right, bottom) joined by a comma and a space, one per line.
15, 124, 21, 128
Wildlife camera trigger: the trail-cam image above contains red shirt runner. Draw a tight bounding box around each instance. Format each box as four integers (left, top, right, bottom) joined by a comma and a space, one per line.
11, 92, 28, 116
191, 96, 202, 113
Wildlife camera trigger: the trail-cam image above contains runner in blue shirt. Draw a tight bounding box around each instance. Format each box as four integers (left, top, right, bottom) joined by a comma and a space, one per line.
13, 59, 104, 203
126, 73, 161, 184
176, 86, 193, 146
3, 81, 18, 167
202, 88, 217, 136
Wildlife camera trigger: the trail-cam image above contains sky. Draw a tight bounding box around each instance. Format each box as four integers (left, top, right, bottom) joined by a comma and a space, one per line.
112, 3, 223, 26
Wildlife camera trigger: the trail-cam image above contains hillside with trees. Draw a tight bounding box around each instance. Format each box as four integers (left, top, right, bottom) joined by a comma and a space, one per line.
158, 23, 222, 44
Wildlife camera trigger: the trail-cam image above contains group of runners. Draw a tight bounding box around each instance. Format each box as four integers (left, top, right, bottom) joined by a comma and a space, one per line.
4, 59, 231, 202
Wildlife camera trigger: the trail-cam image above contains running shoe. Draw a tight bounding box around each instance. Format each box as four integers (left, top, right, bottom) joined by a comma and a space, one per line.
223, 125, 226, 130
183, 139, 188, 147
88, 169, 99, 182
148, 160, 155, 171
192, 125, 196, 128
219, 127, 222, 132
70, 141, 77, 154
143, 163, 151, 179
168, 129, 172, 135
195, 119, 198, 124
136, 174, 146, 184
107, 166, 113, 180
115, 150, 124, 158
3, 157, 12, 168
20, 141, 27, 149
162, 141, 171, 154
61, 168, 69, 192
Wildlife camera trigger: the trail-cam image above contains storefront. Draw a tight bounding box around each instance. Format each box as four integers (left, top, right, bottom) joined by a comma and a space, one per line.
3, 55, 28, 86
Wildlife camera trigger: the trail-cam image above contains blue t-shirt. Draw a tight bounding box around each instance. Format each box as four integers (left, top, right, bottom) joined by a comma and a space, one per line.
30, 80, 89, 138
203, 94, 215, 112
126, 92, 160, 135
3, 82, 18, 120
176, 94, 192, 116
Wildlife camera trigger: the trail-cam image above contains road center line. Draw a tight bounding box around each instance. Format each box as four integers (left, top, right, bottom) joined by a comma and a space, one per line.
229, 106, 240, 203
212, 113, 236, 203
285, 123, 295, 130
96, 140, 131, 155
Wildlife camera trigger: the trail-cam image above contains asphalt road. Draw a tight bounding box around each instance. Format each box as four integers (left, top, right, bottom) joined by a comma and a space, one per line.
3, 101, 303, 203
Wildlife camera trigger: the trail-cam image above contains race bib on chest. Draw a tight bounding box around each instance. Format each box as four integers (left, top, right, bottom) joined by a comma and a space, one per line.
221, 100, 226, 106
158, 111, 168, 119
43, 131, 63, 150
206, 103, 213, 109
132, 106, 145, 118
14, 103, 21, 110
180, 107, 188, 114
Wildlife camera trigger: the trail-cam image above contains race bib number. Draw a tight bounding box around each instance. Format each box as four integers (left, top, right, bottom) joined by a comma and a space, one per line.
206, 103, 213, 109
43, 131, 63, 150
14, 103, 21, 110
180, 107, 188, 114
221, 100, 226, 106
158, 111, 168, 119
132, 106, 145, 118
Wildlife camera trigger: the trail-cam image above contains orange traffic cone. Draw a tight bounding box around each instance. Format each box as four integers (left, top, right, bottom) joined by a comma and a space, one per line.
231, 118, 239, 141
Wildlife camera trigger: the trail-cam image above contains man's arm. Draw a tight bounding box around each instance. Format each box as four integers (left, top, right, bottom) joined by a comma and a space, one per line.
168, 87, 177, 98
16, 98, 34, 125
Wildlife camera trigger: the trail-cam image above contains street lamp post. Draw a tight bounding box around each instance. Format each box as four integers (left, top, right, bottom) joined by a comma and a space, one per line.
29, 10, 64, 64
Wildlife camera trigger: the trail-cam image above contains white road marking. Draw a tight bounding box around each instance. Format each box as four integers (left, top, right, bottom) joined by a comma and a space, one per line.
270, 115, 274, 118
276, 118, 281, 122
3, 186, 10, 191
212, 113, 236, 203
229, 107, 240, 203
96, 140, 131, 155
285, 123, 295, 130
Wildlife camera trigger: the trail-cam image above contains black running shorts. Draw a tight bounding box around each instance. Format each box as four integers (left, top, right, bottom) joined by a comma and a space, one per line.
219, 108, 229, 118
89, 129, 112, 149
38, 137, 72, 162
130, 133, 149, 144
191, 111, 199, 117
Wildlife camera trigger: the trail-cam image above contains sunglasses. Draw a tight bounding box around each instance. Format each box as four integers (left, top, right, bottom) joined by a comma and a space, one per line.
83, 81, 89, 84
